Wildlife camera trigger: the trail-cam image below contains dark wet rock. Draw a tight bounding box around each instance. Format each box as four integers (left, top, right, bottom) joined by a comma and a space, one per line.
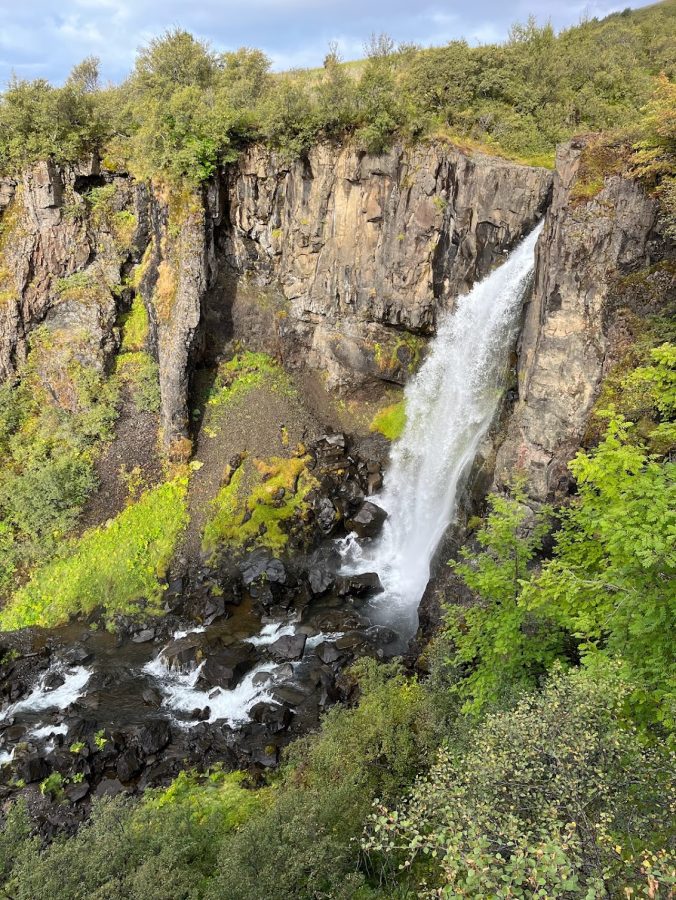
308, 564, 334, 595
365, 625, 399, 645
251, 743, 278, 767
345, 501, 387, 538
270, 683, 308, 706
251, 669, 273, 688
135, 721, 171, 756
250, 702, 291, 732
160, 635, 206, 673
313, 641, 342, 665
196, 644, 257, 690
2, 724, 27, 742
43, 670, 67, 690
268, 634, 306, 662
94, 777, 125, 798
337, 479, 365, 509
16, 755, 49, 783
241, 550, 287, 586
334, 572, 382, 597
318, 432, 346, 452
131, 628, 156, 644
314, 497, 338, 534
64, 645, 93, 665
142, 687, 162, 707
65, 781, 90, 803
116, 748, 143, 782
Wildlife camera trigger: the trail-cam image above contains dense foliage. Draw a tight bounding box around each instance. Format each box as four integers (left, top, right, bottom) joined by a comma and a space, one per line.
0, 4, 674, 181
0, 475, 189, 630
364, 666, 675, 898
0, 329, 119, 595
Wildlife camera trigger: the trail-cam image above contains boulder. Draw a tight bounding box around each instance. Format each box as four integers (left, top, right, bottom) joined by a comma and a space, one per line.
196, 645, 257, 691
334, 572, 382, 597
345, 501, 387, 538
268, 634, 306, 662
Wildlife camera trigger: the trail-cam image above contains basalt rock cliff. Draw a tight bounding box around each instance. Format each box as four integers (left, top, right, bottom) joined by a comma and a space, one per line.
493, 137, 673, 501
0, 138, 671, 496
0, 143, 551, 451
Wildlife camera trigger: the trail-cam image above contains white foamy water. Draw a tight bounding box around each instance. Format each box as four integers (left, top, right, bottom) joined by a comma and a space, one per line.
143, 653, 284, 726
246, 623, 296, 646
28, 723, 69, 740
172, 625, 206, 640
0, 665, 92, 722
341, 224, 542, 636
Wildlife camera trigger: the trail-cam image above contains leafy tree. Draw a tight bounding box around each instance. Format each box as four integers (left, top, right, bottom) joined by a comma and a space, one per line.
443, 486, 563, 715
525, 416, 676, 725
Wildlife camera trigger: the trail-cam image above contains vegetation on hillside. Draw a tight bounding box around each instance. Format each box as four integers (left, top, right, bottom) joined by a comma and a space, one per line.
0, 332, 672, 895
0, 474, 189, 630
0, 329, 119, 596
0, 4, 674, 183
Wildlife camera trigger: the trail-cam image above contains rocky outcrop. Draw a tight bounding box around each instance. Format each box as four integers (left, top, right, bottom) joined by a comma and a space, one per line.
493, 139, 670, 500
221, 143, 552, 386
0, 143, 553, 450
0, 160, 143, 383
138, 186, 219, 452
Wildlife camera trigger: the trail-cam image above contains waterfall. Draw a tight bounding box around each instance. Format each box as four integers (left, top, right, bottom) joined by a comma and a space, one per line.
341, 223, 543, 639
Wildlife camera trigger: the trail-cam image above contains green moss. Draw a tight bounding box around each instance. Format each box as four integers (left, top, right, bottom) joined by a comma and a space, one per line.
114, 351, 160, 413
119, 296, 150, 352
202, 455, 318, 558
54, 270, 109, 305
374, 333, 425, 374
370, 400, 406, 440
0, 476, 189, 631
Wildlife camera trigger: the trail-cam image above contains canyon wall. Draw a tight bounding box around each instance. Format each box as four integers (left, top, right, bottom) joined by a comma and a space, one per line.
0, 143, 552, 450
221, 143, 551, 388
1, 139, 670, 489
494, 138, 673, 501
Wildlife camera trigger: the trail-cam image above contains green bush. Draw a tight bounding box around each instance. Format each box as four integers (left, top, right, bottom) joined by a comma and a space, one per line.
3, 771, 263, 900
364, 666, 675, 898
0, 339, 120, 594
1, 5, 674, 181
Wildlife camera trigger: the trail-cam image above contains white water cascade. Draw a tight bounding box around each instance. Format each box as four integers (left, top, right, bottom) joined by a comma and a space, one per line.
341, 223, 543, 638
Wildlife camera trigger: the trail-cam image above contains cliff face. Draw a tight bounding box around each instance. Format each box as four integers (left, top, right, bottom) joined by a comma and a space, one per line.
0, 142, 551, 449
493, 139, 671, 501
221, 143, 551, 387
7, 139, 663, 480
0, 160, 144, 384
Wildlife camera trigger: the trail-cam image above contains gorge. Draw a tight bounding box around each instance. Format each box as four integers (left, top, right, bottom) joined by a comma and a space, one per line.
0, 8, 673, 897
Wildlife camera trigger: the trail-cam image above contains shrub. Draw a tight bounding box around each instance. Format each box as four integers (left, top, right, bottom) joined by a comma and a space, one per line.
364, 666, 676, 898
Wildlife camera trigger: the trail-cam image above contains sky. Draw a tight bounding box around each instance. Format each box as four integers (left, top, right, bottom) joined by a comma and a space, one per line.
0, 0, 658, 86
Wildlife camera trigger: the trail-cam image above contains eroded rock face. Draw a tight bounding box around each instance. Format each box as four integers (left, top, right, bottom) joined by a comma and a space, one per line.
0, 160, 144, 383
222, 143, 552, 386
493, 139, 669, 500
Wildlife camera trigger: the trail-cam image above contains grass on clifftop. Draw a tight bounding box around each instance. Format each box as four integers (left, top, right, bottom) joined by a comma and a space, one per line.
0, 476, 189, 631
202, 455, 317, 559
